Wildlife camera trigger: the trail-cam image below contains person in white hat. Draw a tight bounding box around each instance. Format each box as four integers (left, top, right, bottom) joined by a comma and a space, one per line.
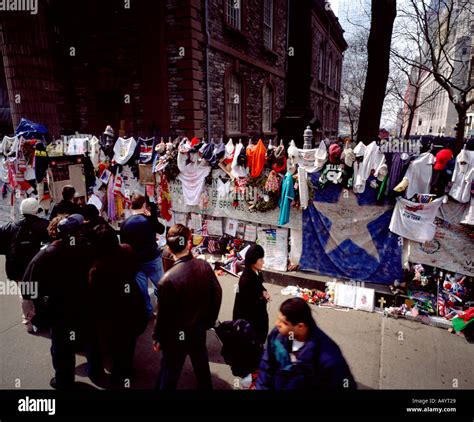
0, 198, 49, 333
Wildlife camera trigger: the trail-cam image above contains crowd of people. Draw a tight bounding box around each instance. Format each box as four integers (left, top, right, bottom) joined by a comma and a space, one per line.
0, 185, 356, 391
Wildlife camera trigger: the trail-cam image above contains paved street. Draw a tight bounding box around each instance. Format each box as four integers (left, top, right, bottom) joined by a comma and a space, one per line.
0, 256, 473, 390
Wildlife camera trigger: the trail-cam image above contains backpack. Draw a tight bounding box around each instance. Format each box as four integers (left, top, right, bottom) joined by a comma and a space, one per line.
0, 224, 10, 255
214, 319, 264, 377
10, 219, 42, 275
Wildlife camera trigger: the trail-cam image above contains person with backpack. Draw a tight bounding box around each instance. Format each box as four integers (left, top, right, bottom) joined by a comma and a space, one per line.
0, 198, 49, 333
256, 298, 356, 391
23, 214, 94, 389
232, 244, 270, 345
152, 224, 222, 390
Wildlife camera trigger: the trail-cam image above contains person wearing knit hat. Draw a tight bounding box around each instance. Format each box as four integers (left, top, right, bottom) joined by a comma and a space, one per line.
233, 244, 270, 345
328, 144, 342, 164
0, 197, 49, 333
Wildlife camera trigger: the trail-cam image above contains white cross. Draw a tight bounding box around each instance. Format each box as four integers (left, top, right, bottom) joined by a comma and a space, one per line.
378, 297, 387, 308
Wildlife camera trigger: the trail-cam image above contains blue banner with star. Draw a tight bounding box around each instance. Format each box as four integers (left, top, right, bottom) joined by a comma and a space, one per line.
300, 191, 403, 284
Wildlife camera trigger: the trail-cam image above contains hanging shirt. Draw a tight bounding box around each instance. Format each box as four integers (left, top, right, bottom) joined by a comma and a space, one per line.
250, 139, 267, 178
386, 152, 415, 193
278, 172, 295, 226
224, 139, 235, 164
137, 137, 155, 163
113, 137, 137, 165
353, 141, 385, 194
217, 178, 232, 199
298, 167, 309, 209
177, 151, 211, 206
1, 136, 18, 158
34, 141, 49, 183
449, 150, 474, 203
404, 152, 435, 200
88, 136, 100, 169
389, 195, 444, 242
231, 143, 248, 178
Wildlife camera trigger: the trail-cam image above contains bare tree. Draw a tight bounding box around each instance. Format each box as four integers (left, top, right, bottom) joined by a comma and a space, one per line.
339, 29, 368, 140
357, 0, 397, 143
393, 0, 474, 151
389, 55, 443, 139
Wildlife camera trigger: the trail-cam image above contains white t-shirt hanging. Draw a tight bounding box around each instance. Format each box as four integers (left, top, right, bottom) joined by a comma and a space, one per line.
404, 152, 435, 199
449, 150, 474, 203
177, 151, 211, 206
231, 143, 248, 178
389, 196, 444, 243
1, 136, 18, 157
353, 141, 385, 194
88, 136, 100, 169
297, 166, 309, 209
113, 137, 137, 165
217, 178, 232, 199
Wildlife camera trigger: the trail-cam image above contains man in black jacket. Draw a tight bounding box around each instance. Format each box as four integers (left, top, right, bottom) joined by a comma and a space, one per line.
0, 198, 49, 332
49, 185, 81, 220
152, 224, 222, 390
23, 214, 93, 389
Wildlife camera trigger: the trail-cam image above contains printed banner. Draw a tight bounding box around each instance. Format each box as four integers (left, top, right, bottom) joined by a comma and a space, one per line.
169, 173, 302, 230
408, 201, 474, 276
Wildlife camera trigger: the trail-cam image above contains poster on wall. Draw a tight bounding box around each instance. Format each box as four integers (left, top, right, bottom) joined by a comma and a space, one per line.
334, 283, 357, 308
257, 228, 288, 271
225, 218, 238, 237
244, 224, 257, 242
174, 212, 188, 226
168, 175, 302, 230
206, 219, 223, 236
355, 287, 375, 312
48, 162, 86, 203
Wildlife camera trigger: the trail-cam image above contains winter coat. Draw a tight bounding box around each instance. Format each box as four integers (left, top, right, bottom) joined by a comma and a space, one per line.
23, 239, 93, 329
153, 254, 222, 347
256, 326, 357, 391
0, 214, 49, 281
89, 244, 148, 337
232, 268, 269, 344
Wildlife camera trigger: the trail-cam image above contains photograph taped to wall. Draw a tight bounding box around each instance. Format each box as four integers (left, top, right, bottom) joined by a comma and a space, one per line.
47, 163, 86, 203
139, 164, 154, 184
206, 219, 223, 236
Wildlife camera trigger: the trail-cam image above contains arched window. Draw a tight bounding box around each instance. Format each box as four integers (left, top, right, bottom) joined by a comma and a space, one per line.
262, 83, 273, 133
226, 73, 242, 134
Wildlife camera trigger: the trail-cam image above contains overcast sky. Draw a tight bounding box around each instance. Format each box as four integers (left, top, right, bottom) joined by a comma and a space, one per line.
329, 0, 340, 15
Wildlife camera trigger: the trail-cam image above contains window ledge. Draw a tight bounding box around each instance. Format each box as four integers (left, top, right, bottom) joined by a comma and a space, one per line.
224, 23, 248, 41
261, 46, 279, 61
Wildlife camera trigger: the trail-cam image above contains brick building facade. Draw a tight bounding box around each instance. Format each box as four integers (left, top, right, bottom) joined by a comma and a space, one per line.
0, 0, 346, 147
